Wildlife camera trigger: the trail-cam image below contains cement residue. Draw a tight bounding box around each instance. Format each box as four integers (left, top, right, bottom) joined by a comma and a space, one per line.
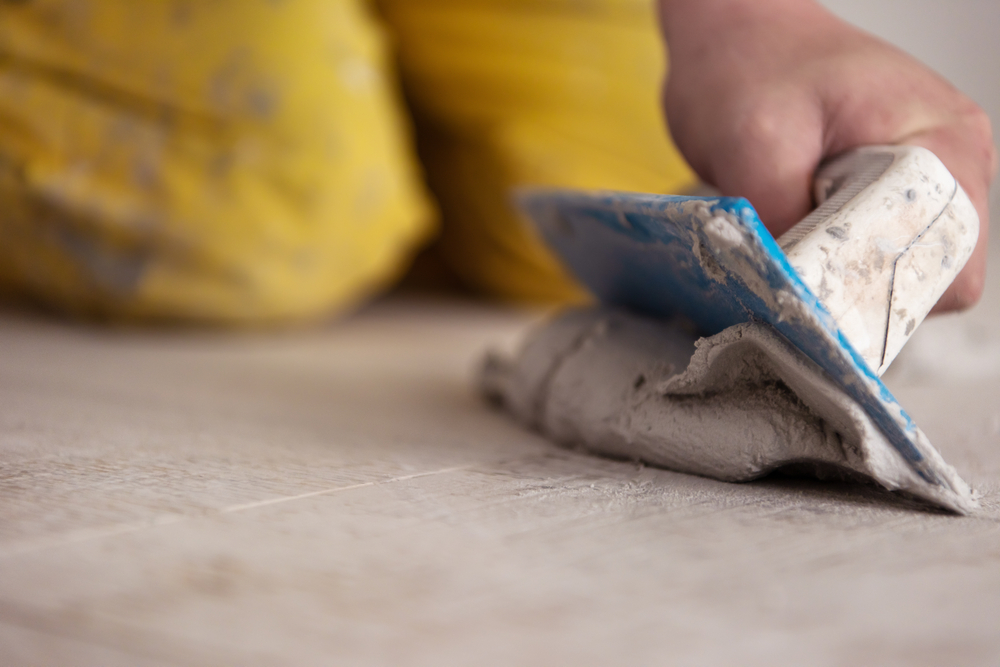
677, 200, 813, 327
480, 308, 978, 514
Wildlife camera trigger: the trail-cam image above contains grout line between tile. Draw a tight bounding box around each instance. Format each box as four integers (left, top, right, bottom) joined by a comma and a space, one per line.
0, 463, 478, 559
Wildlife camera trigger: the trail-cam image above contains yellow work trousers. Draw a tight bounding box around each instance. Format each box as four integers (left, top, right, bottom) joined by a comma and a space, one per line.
0, 0, 695, 324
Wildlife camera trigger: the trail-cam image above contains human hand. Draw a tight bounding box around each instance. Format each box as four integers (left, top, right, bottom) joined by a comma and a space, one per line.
658, 0, 996, 311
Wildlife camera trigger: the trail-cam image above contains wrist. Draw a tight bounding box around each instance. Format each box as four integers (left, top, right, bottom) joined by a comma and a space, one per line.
658, 0, 838, 55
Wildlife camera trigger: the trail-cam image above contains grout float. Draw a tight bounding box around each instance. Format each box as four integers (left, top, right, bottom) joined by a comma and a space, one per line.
480, 308, 978, 513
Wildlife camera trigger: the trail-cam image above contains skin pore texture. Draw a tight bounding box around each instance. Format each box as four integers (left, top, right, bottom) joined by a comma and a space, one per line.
657, 0, 996, 312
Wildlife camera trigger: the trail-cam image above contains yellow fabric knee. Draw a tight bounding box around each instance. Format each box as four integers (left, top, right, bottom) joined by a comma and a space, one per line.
0, 0, 433, 323
379, 0, 697, 304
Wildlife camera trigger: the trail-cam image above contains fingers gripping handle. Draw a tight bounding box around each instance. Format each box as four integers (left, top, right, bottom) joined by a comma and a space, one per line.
777, 146, 979, 375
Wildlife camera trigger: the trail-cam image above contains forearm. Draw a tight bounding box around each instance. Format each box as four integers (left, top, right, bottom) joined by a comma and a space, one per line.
658, 0, 835, 44
659, 0, 861, 80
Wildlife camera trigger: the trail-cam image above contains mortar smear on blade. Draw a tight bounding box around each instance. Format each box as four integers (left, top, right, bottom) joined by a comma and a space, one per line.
484, 146, 980, 514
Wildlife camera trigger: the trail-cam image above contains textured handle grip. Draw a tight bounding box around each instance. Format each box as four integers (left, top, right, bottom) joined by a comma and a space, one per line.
778, 146, 979, 375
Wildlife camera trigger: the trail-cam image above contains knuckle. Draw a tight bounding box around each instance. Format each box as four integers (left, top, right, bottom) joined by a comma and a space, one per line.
733, 98, 815, 174
735, 97, 786, 148
949, 270, 986, 311
957, 102, 997, 171
961, 102, 993, 140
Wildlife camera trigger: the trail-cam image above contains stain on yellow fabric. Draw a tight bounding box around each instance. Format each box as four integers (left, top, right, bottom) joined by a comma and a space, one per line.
0, 0, 434, 323
0, 0, 695, 323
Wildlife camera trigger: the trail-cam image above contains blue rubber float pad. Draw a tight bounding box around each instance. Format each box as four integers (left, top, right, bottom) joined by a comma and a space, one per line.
518, 189, 955, 491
